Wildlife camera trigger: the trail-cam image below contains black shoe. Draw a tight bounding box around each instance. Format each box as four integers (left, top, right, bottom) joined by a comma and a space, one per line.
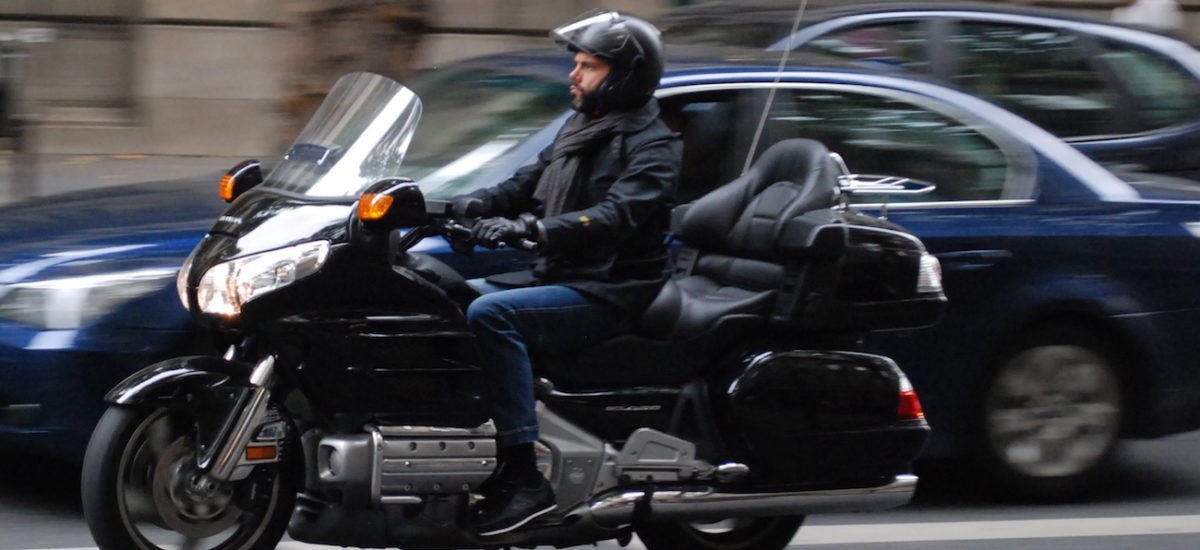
475, 460, 510, 497
472, 476, 556, 536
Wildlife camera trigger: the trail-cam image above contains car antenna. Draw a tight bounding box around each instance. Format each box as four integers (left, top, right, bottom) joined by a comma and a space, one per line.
742, 0, 809, 175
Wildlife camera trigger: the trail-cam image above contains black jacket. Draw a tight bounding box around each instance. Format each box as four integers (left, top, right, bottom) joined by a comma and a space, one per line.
467, 99, 682, 312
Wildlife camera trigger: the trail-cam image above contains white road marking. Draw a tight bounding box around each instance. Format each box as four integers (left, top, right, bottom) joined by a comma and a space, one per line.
792, 515, 1200, 544
29, 514, 1200, 549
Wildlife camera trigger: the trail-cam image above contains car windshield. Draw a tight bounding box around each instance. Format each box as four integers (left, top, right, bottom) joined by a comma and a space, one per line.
264, 67, 571, 200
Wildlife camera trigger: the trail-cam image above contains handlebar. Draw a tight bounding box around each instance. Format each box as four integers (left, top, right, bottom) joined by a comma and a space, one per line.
428, 200, 539, 253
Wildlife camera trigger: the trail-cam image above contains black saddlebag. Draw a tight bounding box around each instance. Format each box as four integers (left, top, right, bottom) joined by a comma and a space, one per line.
718, 349, 928, 489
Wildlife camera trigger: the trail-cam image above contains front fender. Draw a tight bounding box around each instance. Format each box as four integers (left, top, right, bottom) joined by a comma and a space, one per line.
105, 355, 254, 405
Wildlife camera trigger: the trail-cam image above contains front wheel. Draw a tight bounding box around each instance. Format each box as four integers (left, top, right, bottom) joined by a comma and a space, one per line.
636, 516, 804, 550
82, 405, 297, 550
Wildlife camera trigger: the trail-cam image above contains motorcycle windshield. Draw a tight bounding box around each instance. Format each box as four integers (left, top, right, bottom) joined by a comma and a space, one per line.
263, 72, 422, 198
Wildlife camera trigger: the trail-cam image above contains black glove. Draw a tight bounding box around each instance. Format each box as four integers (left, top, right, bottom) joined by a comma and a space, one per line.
472, 215, 536, 249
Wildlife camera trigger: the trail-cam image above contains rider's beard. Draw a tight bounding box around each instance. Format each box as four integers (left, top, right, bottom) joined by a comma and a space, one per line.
572, 87, 602, 116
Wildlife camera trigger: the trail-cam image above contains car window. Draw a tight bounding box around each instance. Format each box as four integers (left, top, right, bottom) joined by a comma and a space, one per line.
948, 23, 1123, 138
660, 18, 794, 48
659, 90, 760, 203
1096, 40, 1200, 130
761, 88, 1011, 202
796, 22, 930, 73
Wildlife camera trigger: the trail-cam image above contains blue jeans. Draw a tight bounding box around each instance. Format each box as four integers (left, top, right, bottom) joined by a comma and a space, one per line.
466, 282, 633, 448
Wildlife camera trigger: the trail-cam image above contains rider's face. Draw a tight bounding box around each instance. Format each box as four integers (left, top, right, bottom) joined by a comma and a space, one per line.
569, 52, 610, 108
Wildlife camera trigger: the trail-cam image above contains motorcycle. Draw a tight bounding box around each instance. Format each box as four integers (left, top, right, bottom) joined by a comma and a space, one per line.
81, 72, 945, 550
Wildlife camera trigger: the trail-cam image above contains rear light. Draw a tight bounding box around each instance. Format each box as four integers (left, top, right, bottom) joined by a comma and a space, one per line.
917, 253, 942, 294
898, 376, 925, 421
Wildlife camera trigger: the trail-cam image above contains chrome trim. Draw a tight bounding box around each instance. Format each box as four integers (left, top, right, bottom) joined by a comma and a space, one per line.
370, 425, 385, 506
715, 463, 750, 483
208, 355, 276, 480
380, 495, 423, 504
588, 474, 917, 528
209, 387, 271, 480
377, 421, 497, 438
248, 354, 275, 387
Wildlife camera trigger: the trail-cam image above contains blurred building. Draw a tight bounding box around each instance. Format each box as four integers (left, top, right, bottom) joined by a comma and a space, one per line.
0, 0, 1195, 158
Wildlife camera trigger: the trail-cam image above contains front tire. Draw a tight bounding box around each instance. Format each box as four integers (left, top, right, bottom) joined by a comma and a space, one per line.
82, 405, 296, 550
636, 516, 804, 550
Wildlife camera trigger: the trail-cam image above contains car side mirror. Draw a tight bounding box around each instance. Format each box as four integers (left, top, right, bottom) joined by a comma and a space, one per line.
219, 160, 263, 202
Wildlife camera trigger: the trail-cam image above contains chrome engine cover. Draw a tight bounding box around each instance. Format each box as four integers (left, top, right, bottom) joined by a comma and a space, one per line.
314, 423, 496, 506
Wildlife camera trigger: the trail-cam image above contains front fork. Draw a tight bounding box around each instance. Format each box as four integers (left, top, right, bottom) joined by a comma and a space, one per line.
199, 348, 285, 482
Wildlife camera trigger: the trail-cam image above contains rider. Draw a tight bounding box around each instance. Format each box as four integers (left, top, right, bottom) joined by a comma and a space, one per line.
452, 9, 681, 536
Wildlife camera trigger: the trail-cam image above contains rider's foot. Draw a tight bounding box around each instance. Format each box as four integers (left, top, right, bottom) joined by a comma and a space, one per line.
473, 475, 556, 536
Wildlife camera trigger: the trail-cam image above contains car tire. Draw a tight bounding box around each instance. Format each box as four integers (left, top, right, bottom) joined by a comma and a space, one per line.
636, 516, 804, 550
977, 325, 1124, 500
82, 404, 297, 550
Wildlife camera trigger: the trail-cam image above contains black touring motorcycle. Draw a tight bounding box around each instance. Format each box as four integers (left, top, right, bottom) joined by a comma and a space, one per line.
82, 73, 945, 550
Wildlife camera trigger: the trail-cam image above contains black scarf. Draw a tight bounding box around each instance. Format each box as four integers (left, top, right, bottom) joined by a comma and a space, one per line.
533, 111, 627, 217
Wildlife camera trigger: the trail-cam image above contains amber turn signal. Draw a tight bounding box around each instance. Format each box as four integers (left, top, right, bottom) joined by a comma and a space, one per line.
218, 160, 264, 203
245, 445, 277, 461
219, 173, 237, 202
358, 193, 395, 221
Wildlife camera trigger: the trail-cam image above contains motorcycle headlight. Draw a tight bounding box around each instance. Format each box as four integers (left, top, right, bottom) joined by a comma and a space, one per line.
917, 253, 943, 294
0, 268, 178, 330
196, 240, 330, 316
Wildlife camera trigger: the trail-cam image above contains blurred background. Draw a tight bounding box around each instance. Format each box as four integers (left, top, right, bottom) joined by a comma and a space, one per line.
0, 0, 1195, 167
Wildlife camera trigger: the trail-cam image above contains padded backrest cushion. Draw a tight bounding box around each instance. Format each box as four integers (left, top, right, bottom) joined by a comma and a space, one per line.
676, 139, 840, 261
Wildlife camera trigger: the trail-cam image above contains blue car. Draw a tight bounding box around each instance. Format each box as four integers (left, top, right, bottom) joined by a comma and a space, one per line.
4, 46, 1200, 498
659, 0, 1200, 181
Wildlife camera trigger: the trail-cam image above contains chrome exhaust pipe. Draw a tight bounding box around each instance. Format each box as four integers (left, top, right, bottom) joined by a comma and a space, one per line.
586, 474, 917, 528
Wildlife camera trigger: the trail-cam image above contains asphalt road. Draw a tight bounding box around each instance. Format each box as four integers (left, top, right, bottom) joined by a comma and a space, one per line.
3, 431, 1200, 549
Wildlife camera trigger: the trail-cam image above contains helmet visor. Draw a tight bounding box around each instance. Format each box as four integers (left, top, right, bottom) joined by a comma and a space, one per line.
551, 9, 627, 61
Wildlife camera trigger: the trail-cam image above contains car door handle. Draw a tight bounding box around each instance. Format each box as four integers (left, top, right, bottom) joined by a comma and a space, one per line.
936, 249, 1013, 270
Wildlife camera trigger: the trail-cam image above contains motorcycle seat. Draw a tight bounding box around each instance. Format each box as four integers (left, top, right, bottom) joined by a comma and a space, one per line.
535, 139, 844, 390
639, 138, 842, 340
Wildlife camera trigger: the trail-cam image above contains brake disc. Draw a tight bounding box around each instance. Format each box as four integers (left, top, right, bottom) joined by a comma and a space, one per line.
151, 436, 241, 538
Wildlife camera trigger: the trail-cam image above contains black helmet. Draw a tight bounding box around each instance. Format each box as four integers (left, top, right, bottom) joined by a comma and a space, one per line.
552, 10, 664, 113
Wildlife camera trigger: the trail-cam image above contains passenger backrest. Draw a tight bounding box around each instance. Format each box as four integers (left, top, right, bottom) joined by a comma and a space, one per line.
639, 139, 844, 341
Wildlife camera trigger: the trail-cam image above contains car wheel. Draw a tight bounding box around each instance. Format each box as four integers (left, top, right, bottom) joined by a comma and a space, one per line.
81, 405, 297, 550
979, 326, 1123, 499
636, 516, 804, 550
